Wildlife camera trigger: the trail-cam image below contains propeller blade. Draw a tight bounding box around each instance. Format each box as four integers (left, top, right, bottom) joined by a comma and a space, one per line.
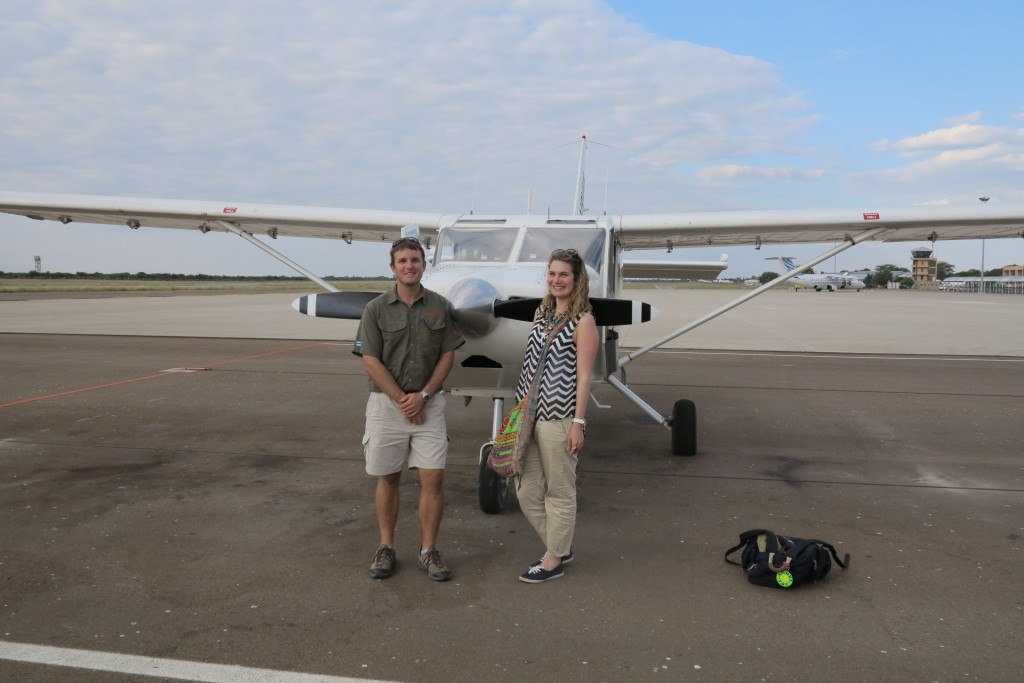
291, 291, 381, 319
492, 297, 657, 326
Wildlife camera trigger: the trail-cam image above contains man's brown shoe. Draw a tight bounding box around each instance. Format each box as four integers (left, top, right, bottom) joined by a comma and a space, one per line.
369, 545, 396, 579
417, 548, 451, 581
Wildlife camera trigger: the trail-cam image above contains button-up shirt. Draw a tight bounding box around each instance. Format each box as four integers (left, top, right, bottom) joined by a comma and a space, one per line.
353, 286, 464, 393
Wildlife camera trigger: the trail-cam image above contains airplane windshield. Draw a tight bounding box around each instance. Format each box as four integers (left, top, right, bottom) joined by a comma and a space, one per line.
517, 228, 604, 272
435, 227, 519, 264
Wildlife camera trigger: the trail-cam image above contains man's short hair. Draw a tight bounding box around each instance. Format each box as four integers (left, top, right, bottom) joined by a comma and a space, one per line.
390, 237, 425, 265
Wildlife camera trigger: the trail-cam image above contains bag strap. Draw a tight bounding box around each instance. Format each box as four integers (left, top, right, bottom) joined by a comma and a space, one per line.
791, 539, 851, 570
724, 529, 778, 566
726, 530, 851, 571
524, 313, 573, 416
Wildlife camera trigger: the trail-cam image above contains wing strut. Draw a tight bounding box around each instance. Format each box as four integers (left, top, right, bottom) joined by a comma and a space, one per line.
616, 227, 890, 369
215, 220, 339, 293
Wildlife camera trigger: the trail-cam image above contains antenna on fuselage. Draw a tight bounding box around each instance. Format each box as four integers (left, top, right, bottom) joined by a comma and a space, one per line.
470, 171, 480, 215
602, 169, 609, 215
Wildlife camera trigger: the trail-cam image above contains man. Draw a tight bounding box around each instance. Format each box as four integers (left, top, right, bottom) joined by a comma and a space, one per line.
353, 236, 464, 581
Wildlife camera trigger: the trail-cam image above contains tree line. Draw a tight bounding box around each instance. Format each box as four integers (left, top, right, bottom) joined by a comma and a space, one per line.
0, 271, 392, 281
754, 262, 1006, 288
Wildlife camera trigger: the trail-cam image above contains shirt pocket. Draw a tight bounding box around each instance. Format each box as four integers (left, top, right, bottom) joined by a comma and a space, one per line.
379, 316, 408, 360
417, 313, 446, 360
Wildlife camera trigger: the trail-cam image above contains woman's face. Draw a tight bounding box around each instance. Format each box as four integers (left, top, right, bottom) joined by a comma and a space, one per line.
547, 259, 575, 301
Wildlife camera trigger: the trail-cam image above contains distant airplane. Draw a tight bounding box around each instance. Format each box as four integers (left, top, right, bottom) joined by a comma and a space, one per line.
766, 256, 867, 292
4, 136, 1024, 513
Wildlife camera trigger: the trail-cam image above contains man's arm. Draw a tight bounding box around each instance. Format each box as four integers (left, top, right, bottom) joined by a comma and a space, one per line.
361, 355, 406, 404
423, 349, 455, 396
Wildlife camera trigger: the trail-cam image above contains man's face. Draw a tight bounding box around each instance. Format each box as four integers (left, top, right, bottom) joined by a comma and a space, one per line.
390, 247, 425, 286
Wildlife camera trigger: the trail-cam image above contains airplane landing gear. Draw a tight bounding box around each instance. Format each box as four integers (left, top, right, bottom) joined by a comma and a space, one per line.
478, 443, 518, 514
671, 399, 697, 456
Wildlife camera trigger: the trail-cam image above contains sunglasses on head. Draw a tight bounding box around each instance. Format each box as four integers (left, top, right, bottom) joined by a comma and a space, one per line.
391, 236, 422, 248
551, 248, 579, 260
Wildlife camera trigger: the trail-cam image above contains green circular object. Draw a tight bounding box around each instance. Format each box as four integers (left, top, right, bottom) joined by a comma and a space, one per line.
775, 570, 794, 588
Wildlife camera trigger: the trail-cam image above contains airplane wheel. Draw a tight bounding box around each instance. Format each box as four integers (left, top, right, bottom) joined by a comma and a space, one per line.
671, 399, 697, 456
478, 445, 517, 514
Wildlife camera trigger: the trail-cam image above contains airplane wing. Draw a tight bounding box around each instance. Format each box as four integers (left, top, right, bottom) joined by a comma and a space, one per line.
614, 206, 1024, 248
0, 192, 451, 244
3, 192, 1024, 249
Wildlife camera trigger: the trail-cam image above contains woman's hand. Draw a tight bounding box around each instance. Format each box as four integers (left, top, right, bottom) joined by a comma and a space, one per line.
567, 422, 585, 456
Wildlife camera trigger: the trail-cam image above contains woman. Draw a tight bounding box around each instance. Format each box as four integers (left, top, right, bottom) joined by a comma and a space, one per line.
514, 248, 599, 583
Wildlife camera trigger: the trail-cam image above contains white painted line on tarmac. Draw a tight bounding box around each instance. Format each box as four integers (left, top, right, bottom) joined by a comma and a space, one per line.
0, 640, 396, 683
645, 349, 1024, 362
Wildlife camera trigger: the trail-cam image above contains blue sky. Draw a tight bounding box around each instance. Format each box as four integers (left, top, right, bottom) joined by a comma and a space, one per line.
1, 1, 1022, 278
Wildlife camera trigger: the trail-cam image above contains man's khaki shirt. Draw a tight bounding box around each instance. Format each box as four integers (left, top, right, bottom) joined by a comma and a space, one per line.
353, 286, 464, 393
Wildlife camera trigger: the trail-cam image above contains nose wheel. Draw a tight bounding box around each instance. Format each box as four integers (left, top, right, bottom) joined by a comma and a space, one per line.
478, 443, 519, 514
671, 399, 697, 456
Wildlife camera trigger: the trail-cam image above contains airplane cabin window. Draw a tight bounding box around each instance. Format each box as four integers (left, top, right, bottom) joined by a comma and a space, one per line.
517, 228, 604, 272
435, 227, 519, 264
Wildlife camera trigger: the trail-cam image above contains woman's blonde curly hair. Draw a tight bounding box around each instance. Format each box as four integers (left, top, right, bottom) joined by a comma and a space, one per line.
540, 248, 592, 320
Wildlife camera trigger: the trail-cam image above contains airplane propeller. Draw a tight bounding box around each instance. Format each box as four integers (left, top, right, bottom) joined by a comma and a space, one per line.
291, 291, 658, 328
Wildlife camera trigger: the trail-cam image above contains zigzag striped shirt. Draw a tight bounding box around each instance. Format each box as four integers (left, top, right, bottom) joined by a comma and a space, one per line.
514, 310, 581, 421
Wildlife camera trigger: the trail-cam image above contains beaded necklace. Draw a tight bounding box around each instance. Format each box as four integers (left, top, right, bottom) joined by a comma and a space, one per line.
542, 308, 570, 334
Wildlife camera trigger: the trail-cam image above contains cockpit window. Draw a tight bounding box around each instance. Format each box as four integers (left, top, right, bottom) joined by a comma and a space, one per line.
435, 227, 518, 264
517, 228, 604, 272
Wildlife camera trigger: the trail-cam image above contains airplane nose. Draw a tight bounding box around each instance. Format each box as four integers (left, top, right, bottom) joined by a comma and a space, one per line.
446, 277, 502, 338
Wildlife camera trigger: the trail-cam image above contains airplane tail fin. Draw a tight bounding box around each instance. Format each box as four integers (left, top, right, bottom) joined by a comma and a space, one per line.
764, 256, 797, 272
572, 135, 587, 216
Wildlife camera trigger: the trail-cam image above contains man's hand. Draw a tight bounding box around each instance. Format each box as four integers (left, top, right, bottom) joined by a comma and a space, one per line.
397, 392, 428, 419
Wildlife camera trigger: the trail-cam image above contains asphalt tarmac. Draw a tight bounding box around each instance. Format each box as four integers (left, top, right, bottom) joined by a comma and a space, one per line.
1, 289, 1022, 682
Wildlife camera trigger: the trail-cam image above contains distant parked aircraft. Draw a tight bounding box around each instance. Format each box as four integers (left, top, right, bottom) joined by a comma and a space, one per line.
766, 256, 866, 292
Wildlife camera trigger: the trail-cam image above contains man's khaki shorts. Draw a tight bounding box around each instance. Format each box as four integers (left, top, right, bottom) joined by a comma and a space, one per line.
362, 392, 448, 476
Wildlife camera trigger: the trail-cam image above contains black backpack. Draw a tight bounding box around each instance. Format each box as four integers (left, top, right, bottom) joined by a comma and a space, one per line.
725, 529, 850, 589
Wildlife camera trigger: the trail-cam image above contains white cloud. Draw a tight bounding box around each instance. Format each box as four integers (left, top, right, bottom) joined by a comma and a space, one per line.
2, 2, 1023, 278
944, 111, 983, 125
891, 124, 1021, 155
0, 1, 813, 213
698, 165, 825, 181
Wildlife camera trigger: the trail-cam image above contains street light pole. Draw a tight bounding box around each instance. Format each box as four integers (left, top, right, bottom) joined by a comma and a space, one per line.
980, 239, 986, 294
978, 197, 989, 295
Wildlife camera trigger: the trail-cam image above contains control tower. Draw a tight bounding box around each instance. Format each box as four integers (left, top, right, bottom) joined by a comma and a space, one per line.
911, 246, 937, 288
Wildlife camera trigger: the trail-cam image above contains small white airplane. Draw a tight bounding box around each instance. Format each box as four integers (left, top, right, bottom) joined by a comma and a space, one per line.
765, 256, 867, 292
4, 136, 1024, 513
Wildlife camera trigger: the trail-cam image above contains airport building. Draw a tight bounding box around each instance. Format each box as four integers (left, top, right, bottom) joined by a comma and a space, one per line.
910, 247, 1023, 293
939, 275, 1024, 293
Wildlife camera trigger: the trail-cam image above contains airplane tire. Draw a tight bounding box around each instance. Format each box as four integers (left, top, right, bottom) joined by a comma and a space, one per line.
671, 399, 697, 456
478, 445, 517, 514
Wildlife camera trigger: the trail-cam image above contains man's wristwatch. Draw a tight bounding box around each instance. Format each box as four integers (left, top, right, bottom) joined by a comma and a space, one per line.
420, 391, 432, 402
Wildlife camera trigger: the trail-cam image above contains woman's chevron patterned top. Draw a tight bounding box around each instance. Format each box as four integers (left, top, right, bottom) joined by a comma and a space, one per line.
514, 310, 581, 421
